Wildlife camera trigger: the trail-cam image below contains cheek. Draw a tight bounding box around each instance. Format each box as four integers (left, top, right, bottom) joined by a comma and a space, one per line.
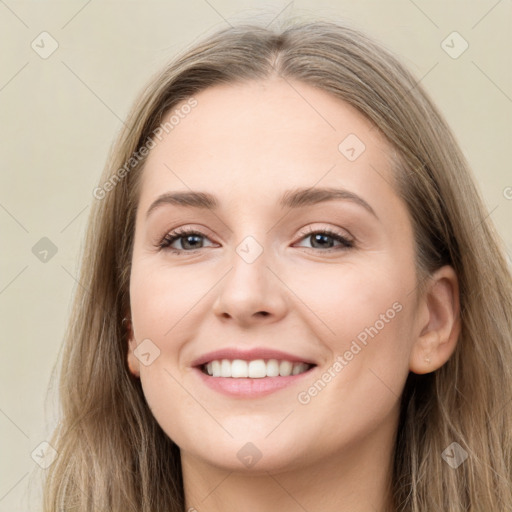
285, 256, 413, 347
294, 303, 413, 467
129, 258, 213, 340
286, 254, 416, 415
293, 287, 413, 453
129, 260, 207, 441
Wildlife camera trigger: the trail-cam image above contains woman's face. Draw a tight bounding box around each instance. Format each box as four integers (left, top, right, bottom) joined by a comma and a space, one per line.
128, 78, 423, 472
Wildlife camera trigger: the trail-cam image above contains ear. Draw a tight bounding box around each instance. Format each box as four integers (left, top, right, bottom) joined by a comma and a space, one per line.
125, 317, 141, 378
409, 265, 461, 375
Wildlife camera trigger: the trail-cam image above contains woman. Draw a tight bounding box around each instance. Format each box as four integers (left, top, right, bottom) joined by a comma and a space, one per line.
43, 21, 512, 511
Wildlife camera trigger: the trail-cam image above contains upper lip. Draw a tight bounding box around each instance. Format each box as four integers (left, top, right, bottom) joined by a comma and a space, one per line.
191, 348, 317, 368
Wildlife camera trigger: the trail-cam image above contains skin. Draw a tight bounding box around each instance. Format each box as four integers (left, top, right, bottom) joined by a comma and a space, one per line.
127, 78, 460, 512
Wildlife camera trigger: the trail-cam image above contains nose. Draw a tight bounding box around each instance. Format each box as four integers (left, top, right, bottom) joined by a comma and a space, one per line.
212, 243, 288, 327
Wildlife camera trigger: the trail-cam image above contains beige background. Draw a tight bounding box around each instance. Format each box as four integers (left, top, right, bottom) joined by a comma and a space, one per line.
0, 1, 510, 510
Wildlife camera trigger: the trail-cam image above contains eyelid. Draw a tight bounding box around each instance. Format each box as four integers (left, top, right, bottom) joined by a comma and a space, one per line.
295, 224, 354, 242
293, 225, 354, 251
157, 223, 355, 253
158, 226, 217, 251
156, 222, 215, 242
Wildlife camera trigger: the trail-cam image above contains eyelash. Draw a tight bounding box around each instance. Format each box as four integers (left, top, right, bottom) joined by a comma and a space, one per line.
158, 226, 354, 254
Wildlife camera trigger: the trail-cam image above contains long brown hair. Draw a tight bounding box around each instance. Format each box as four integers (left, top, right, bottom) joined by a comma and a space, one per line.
41, 21, 512, 511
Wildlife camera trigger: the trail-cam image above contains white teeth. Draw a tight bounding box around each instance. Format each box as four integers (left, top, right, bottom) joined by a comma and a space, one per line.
266, 359, 280, 377
248, 359, 266, 378
279, 360, 293, 377
212, 360, 221, 376
220, 359, 231, 377
205, 359, 312, 378
292, 363, 309, 375
231, 359, 248, 378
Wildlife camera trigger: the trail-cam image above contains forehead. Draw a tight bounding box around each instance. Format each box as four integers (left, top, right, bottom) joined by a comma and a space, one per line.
138, 78, 397, 214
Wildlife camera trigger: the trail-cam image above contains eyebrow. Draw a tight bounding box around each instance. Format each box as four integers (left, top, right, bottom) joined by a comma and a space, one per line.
146, 186, 378, 219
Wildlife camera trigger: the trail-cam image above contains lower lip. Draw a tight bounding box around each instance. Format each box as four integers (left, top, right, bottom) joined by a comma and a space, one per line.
193, 367, 314, 398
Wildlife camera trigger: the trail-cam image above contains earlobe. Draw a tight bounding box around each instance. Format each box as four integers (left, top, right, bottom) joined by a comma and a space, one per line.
124, 316, 141, 378
127, 345, 141, 378
409, 265, 461, 375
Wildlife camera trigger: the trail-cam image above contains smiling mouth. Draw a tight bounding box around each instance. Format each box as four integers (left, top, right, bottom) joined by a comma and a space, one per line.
201, 359, 315, 378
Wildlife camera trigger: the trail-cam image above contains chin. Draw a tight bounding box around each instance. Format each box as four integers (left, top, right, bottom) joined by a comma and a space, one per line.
179, 432, 311, 474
